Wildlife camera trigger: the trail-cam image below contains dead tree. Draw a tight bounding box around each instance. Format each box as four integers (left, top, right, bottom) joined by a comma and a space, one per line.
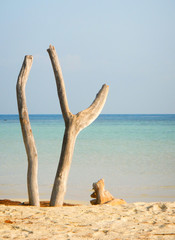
47, 45, 109, 206
16, 56, 40, 206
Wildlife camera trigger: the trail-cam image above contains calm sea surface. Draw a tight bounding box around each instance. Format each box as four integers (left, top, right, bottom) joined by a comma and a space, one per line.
0, 114, 175, 203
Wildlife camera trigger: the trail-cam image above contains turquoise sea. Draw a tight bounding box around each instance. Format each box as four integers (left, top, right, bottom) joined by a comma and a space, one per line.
0, 114, 175, 203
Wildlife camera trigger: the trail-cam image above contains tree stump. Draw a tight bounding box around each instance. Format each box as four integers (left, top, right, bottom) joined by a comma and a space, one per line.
90, 179, 126, 206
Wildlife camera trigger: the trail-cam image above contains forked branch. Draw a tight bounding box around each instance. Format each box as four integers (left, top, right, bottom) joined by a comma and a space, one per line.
48, 45, 109, 206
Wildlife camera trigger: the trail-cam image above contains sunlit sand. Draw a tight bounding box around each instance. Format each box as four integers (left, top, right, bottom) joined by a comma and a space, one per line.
0, 199, 175, 239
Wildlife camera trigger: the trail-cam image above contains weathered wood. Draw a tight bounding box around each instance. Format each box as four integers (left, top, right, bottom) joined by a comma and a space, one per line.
90, 179, 126, 206
47, 45, 109, 206
90, 179, 114, 204
16, 56, 40, 206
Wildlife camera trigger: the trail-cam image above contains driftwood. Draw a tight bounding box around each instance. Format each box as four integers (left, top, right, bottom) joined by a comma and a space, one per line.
16, 56, 40, 206
47, 45, 109, 206
90, 179, 126, 206
16, 46, 109, 207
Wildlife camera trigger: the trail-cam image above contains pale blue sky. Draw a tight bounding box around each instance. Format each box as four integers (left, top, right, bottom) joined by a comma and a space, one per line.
0, 0, 175, 114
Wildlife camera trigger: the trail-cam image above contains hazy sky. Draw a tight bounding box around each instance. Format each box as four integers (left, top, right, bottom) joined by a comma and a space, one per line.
0, 0, 175, 114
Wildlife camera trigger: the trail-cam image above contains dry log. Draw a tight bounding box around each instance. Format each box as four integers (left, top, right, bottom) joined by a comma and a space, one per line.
90, 179, 126, 206
47, 45, 109, 206
16, 56, 40, 206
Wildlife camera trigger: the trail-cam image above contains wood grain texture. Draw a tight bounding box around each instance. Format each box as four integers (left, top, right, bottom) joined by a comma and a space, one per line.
48, 45, 109, 206
16, 56, 40, 206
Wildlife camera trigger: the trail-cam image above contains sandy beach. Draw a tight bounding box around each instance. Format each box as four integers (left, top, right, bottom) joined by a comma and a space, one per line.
0, 201, 175, 239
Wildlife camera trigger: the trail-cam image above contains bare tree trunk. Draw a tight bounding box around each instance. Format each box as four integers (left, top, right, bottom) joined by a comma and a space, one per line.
47, 45, 109, 206
49, 122, 77, 206
16, 56, 40, 206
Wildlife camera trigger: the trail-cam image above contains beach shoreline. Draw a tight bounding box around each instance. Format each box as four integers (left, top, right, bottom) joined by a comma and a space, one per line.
0, 199, 175, 239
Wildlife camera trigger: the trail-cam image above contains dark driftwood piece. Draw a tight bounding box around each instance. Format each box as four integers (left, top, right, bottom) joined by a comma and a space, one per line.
47, 45, 109, 206
16, 56, 40, 206
90, 179, 126, 206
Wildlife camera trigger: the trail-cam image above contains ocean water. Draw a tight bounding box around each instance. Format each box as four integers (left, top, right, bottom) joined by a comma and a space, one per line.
0, 114, 175, 203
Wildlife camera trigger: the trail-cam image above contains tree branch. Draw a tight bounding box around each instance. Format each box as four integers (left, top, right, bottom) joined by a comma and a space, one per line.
75, 84, 109, 132
47, 45, 70, 122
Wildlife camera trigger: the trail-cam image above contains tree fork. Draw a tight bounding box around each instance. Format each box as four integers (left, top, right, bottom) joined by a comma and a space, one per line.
47, 45, 109, 206
16, 55, 40, 206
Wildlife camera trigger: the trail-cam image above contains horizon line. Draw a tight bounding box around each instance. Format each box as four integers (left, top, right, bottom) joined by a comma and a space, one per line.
0, 113, 175, 115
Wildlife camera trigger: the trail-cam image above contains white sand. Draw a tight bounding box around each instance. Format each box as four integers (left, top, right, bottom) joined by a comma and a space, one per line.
0, 202, 175, 239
